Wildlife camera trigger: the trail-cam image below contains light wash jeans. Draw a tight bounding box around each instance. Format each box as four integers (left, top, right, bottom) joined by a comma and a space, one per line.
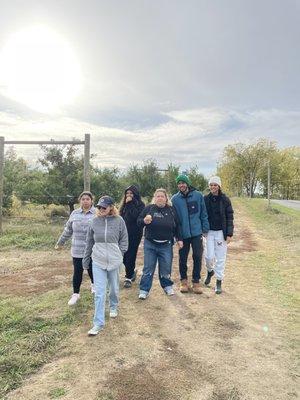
205, 230, 227, 280
92, 262, 119, 327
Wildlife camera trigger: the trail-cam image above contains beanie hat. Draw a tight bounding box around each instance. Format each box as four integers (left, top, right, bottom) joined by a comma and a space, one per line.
176, 174, 191, 186
209, 176, 222, 187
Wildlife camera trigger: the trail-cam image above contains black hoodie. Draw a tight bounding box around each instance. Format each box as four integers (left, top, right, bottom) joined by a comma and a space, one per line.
120, 185, 145, 235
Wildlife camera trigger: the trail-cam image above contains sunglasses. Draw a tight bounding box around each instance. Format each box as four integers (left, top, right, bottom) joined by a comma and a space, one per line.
98, 206, 108, 210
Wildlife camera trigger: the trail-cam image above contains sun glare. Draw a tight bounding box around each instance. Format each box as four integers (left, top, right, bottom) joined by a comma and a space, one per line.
0, 26, 82, 113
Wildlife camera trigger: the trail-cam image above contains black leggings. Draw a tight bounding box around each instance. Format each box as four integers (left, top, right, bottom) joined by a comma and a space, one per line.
72, 257, 93, 294
123, 233, 143, 279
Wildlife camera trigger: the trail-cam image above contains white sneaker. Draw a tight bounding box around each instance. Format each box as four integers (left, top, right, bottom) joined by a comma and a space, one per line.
138, 291, 148, 300
88, 326, 102, 336
164, 286, 175, 296
68, 293, 80, 306
90, 283, 95, 294
109, 309, 118, 318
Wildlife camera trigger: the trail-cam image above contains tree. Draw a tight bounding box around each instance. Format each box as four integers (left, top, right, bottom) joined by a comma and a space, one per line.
3, 148, 28, 208
39, 144, 84, 212
91, 167, 123, 204
185, 166, 208, 193
124, 159, 164, 201
162, 163, 180, 195
217, 139, 277, 197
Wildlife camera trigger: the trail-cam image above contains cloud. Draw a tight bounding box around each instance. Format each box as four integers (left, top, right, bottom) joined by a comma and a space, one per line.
0, 107, 299, 176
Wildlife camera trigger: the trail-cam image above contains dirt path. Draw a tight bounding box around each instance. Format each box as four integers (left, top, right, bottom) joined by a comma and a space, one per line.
5, 204, 299, 400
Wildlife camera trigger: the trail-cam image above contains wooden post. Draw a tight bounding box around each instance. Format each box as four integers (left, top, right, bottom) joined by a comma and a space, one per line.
267, 161, 271, 209
0, 137, 5, 234
84, 134, 90, 191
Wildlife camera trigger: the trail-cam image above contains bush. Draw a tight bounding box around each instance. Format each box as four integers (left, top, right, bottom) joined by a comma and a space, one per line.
45, 204, 69, 219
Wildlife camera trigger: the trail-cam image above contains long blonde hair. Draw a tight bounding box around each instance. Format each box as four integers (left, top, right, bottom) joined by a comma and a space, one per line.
151, 188, 172, 206
96, 205, 119, 217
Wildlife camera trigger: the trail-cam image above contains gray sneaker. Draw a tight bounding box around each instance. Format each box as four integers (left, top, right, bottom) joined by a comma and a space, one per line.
138, 291, 148, 300
88, 325, 103, 336
109, 309, 118, 318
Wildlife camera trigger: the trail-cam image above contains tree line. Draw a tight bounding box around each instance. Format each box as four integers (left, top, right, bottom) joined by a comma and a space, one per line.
3, 145, 207, 212
217, 139, 300, 199
3, 138, 299, 214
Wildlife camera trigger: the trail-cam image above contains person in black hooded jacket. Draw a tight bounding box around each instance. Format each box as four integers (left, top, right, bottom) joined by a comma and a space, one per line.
119, 185, 145, 287
204, 176, 234, 294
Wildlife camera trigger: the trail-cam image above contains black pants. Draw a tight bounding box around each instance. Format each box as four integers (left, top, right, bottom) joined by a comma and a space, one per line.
179, 235, 203, 283
123, 232, 143, 279
72, 257, 93, 294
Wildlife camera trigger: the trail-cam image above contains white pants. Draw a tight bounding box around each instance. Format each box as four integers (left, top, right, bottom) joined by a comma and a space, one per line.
205, 230, 227, 280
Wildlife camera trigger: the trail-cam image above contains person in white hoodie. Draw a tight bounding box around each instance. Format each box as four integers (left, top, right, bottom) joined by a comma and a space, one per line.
83, 195, 128, 336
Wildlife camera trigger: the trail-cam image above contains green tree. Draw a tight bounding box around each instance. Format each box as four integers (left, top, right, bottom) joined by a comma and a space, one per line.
217, 139, 277, 197
124, 159, 164, 201
185, 166, 208, 193
39, 144, 84, 211
3, 148, 28, 208
91, 167, 123, 204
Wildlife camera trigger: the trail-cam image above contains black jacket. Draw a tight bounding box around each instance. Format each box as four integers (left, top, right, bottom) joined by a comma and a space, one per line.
204, 192, 234, 240
137, 204, 182, 243
120, 185, 145, 236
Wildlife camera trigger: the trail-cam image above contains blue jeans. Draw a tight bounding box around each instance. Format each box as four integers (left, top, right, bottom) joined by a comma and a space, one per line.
140, 239, 174, 293
92, 262, 119, 327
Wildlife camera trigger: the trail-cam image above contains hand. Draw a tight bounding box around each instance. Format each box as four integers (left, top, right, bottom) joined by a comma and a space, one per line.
82, 264, 89, 270
226, 237, 232, 244
144, 214, 152, 224
177, 241, 183, 249
54, 244, 62, 250
125, 196, 133, 203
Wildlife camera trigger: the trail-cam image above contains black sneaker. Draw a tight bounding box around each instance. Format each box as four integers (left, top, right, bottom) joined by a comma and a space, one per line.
123, 278, 132, 288
131, 271, 137, 282
204, 270, 214, 285
215, 279, 222, 294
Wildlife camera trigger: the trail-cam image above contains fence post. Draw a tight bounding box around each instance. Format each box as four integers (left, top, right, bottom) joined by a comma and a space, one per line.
84, 133, 90, 191
267, 161, 271, 209
0, 137, 4, 234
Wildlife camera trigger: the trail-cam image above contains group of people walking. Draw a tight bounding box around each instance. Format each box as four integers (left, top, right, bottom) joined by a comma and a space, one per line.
55, 174, 234, 336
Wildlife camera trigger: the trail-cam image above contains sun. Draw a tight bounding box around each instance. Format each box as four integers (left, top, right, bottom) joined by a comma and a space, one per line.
0, 25, 82, 113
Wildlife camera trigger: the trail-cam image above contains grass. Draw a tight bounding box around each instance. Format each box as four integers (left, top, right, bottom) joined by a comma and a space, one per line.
233, 198, 300, 315
0, 218, 66, 251
1, 200, 299, 398
0, 288, 92, 399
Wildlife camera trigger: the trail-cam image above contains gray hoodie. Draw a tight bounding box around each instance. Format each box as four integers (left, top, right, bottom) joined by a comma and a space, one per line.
83, 215, 128, 271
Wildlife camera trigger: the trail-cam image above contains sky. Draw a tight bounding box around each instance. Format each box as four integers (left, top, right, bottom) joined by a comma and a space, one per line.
0, 0, 299, 176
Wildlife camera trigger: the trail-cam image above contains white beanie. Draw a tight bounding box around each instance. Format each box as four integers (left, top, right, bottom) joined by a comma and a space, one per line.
209, 176, 222, 187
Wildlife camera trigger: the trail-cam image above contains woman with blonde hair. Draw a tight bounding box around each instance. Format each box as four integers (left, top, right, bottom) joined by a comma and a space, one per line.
83, 195, 128, 336
137, 188, 183, 299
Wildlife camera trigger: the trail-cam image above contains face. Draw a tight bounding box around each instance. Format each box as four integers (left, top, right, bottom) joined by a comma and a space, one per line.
80, 195, 92, 209
126, 190, 133, 199
98, 205, 111, 216
178, 181, 188, 193
209, 183, 220, 195
155, 191, 167, 207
